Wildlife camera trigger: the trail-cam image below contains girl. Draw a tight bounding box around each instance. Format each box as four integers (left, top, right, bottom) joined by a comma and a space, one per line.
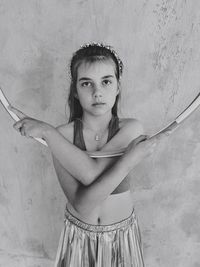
11, 43, 166, 266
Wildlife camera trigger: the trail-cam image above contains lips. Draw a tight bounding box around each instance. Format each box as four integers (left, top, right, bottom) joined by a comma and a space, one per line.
92, 103, 105, 106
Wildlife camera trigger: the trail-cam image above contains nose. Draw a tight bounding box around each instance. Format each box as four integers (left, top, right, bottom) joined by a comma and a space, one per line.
93, 85, 102, 99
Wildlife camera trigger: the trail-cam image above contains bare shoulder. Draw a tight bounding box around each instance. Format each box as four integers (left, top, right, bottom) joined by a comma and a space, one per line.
100, 117, 145, 151
56, 121, 74, 143
118, 118, 145, 140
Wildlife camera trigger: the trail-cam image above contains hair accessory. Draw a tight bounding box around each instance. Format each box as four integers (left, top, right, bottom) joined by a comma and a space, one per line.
69, 42, 124, 80
80, 42, 123, 77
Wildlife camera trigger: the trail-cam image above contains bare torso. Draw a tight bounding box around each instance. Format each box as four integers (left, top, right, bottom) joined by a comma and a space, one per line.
54, 118, 138, 225
66, 190, 133, 225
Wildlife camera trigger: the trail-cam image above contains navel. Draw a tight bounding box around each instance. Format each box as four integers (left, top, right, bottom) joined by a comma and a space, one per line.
97, 217, 101, 225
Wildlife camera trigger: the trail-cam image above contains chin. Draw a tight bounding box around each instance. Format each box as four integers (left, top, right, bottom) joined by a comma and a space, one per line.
93, 110, 112, 117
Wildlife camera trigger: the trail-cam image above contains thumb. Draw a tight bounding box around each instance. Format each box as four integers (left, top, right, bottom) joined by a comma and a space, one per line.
8, 105, 27, 120
134, 134, 148, 145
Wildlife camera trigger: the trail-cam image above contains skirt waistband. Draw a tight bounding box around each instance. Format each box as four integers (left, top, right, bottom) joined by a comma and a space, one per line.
64, 206, 136, 233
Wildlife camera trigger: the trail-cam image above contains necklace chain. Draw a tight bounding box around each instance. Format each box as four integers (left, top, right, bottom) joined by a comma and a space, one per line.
80, 119, 109, 142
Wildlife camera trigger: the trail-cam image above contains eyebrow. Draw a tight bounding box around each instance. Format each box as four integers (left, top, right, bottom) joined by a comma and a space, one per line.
78, 75, 115, 81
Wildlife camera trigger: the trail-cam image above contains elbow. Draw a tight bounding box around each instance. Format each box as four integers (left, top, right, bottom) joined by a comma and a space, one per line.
81, 169, 97, 186
81, 159, 99, 186
81, 178, 91, 186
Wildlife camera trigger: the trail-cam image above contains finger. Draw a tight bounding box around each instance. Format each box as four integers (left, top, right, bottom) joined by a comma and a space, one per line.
22, 128, 30, 138
8, 106, 27, 120
134, 134, 148, 144
129, 135, 148, 148
13, 121, 23, 130
13, 119, 27, 131
20, 127, 26, 136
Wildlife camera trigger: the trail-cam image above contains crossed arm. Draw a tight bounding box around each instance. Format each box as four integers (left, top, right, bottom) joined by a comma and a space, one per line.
10, 106, 152, 216
46, 119, 144, 184
45, 120, 147, 216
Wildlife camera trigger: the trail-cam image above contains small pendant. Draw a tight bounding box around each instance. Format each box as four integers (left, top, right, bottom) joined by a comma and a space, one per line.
95, 134, 100, 141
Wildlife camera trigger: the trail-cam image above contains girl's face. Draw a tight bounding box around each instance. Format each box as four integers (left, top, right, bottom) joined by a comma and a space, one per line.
76, 59, 119, 117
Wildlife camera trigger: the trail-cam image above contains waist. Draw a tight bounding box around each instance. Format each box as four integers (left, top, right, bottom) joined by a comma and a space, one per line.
64, 204, 136, 232
66, 190, 134, 225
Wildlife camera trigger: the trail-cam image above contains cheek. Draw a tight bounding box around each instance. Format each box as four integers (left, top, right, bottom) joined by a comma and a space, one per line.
76, 90, 91, 105
107, 91, 118, 106
109, 86, 119, 99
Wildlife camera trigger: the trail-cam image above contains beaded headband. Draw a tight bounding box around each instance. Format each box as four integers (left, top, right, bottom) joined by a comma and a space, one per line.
69, 42, 124, 80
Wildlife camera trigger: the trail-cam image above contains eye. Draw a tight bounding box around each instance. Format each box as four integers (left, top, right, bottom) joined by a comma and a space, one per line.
102, 79, 112, 86
81, 81, 92, 87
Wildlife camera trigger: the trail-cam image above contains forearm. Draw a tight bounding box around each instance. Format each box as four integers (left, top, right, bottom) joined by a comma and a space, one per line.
44, 119, 145, 185
44, 127, 98, 185
73, 149, 142, 216
52, 155, 81, 204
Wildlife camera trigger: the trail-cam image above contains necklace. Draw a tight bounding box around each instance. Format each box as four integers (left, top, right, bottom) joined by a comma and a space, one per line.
80, 119, 109, 142
94, 133, 101, 141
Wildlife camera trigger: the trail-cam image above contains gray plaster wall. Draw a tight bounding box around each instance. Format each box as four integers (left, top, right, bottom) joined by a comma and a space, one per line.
0, 1, 200, 266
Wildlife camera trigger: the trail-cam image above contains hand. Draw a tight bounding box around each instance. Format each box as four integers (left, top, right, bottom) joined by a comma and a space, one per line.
126, 131, 169, 162
125, 135, 152, 158
9, 106, 53, 139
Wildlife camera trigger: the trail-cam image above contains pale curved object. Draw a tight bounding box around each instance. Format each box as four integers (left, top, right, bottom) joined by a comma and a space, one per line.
0, 87, 47, 146
90, 92, 200, 158
1, 87, 200, 158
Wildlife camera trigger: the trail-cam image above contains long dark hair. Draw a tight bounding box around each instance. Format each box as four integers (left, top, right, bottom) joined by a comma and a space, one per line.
68, 43, 123, 122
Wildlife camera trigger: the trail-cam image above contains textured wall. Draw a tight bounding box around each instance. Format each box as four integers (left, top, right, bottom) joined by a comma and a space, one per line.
0, 0, 200, 266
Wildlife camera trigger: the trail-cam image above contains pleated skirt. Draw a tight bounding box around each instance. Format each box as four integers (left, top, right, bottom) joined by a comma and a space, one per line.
54, 206, 145, 267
